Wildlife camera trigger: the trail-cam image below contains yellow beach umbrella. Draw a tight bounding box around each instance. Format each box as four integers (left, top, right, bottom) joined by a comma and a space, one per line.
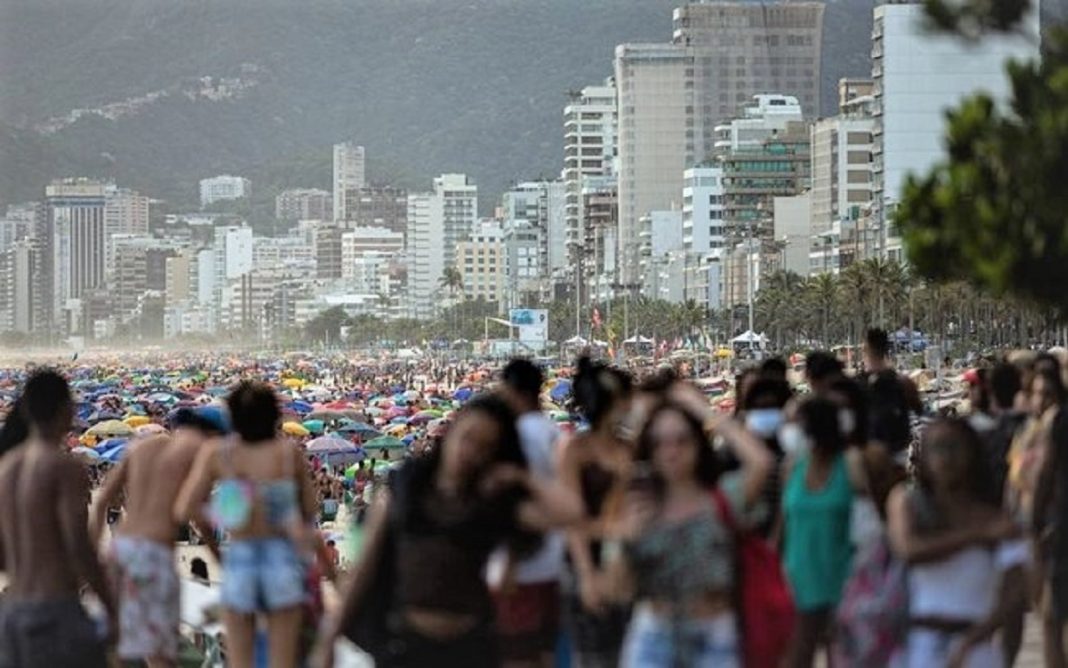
282, 421, 310, 437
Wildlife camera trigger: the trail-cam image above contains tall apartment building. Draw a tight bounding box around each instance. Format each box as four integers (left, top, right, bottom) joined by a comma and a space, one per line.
314, 224, 344, 280
333, 142, 366, 222
615, 43, 695, 284
0, 240, 41, 334
406, 174, 478, 319
682, 166, 727, 256
720, 120, 811, 242
563, 81, 617, 270
344, 185, 408, 236
457, 220, 506, 305
275, 188, 332, 222
199, 175, 250, 208
872, 1, 1039, 257
582, 178, 619, 300
673, 1, 825, 139
810, 86, 876, 237
502, 180, 567, 280
46, 179, 109, 333
341, 227, 403, 281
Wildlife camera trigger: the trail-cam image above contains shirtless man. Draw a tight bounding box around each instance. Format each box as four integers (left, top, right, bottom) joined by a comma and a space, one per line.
89, 405, 228, 668
0, 370, 116, 668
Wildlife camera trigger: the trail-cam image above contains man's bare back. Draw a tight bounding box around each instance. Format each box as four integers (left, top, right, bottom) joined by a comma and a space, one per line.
92, 432, 205, 546
0, 441, 98, 600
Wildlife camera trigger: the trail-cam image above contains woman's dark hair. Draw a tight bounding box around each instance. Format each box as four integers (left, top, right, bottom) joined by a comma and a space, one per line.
990, 363, 1021, 410
168, 407, 222, 435
805, 351, 844, 384
399, 393, 539, 555
913, 419, 1000, 530
733, 368, 760, 416
826, 376, 870, 446
636, 402, 723, 490
226, 381, 280, 443
638, 366, 677, 394
573, 356, 632, 429
759, 357, 788, 381
743, 377, 792, 410
0, 396, 29, 457
796, 396, 847, 457
1034, 366, 1067, 405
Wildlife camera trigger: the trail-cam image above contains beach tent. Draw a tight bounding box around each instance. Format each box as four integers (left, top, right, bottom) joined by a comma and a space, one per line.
731, 330, 768, 346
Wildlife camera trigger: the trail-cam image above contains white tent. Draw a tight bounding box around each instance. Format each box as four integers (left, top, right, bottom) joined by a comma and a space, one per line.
623, 335, 654, 344
731, 330, 768, 346
564, 336, 589, 346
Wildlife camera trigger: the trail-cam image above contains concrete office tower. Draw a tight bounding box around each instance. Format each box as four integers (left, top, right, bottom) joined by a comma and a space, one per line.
872, 0, 1039, 258
333, 142, 366, 222
199, 175, 250, 208
563, 80, 617, 272
275, 188, 332, 222
615, 43, 695, 285
46, 179, 109, 334
406, 174, 478, 319
673, 1, 824, 145
810, 86, 876, 237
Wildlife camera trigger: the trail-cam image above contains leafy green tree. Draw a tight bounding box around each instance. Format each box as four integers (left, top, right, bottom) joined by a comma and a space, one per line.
897, 0, 1068, 313
303, 305, 350, 345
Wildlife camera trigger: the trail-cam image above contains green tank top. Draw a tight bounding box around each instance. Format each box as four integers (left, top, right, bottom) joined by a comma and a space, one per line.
782, 452, 853, 611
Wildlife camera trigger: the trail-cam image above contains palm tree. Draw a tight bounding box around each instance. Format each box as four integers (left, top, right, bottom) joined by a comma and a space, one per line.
438, 267, 464, 334
806, 272, 838, 347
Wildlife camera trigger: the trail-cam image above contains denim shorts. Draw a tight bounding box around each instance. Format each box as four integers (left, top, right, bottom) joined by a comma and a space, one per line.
621, 605, 739, 668
221, 538, 306, 614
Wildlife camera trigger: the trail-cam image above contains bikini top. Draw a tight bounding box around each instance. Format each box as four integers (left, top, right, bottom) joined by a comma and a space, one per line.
210, 438, 301, 532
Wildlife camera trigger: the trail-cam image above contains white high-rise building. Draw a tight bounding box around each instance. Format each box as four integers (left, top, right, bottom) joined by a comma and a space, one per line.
46, 179, 109, 333
405, 174, 478, 319
333, 142, 366, 222
563, 81, 617, 272
199, 175, 250, 207
682, 166, 726, 256
615, 43, 695, 284
872, 1, 1040, 257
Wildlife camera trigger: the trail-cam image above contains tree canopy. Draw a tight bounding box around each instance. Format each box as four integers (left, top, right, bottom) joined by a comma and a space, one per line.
897, 0, 1068, 313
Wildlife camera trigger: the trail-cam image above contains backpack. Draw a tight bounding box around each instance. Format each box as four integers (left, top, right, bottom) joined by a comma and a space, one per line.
712, 489, 796, 668
833, 534, 907, 666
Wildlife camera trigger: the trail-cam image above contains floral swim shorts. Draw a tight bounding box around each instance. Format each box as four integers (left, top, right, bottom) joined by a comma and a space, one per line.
109, 535, 180, 662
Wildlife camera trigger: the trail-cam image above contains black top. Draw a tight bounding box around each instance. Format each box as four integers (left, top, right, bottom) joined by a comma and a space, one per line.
390, 457, 526, 617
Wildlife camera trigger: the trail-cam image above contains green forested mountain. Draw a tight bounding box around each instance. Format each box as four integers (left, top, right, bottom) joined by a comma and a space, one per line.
0, 0, 1061, 218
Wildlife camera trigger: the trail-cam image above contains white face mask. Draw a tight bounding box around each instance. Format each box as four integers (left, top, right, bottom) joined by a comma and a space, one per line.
745, 408, 784, 439
777, 422, 812, 455
838, 409, 856, 437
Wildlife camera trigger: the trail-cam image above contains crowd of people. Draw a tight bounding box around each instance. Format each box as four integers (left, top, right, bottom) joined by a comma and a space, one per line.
1, 329, 1068, 667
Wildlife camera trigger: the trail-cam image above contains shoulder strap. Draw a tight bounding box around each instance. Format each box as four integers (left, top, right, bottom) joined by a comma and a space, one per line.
711, 487, 738, 533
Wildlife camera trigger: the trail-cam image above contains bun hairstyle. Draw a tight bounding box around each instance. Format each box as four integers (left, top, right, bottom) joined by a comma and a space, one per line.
572, 356, 633, 429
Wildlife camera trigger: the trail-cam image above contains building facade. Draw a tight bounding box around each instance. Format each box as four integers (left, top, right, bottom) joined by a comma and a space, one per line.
406, 174, 478, 319
275, 188, 332, 222
199, 175, 250, 208
46, 179, 109, 334
682, 166, 727, 256
333, 142, 366, 222
457, 221, 506, 305
563, 81, 618, 280
344, 185, 408, 236
872, 1, 1039, 256
673, 1, 825, 140
615, 43, 695, 284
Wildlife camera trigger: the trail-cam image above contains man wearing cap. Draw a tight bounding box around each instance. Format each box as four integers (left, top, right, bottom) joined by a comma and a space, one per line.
89, 406, 228, 668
